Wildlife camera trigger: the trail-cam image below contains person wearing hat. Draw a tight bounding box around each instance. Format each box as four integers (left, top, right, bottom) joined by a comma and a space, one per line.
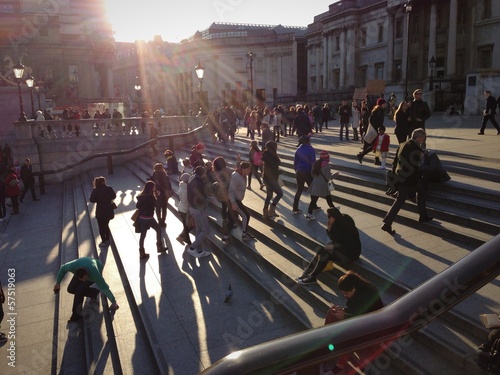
357, 98, 386, 165
407, 89, 431, 133
292, 135, 316, 214
189, 143, 205, 168
297, 207, 361, 285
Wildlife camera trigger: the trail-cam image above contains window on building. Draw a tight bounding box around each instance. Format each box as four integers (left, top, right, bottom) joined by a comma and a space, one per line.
333, 70, 340, 89
482, 0, 491, 19
411, 14, 420, 35
272, 55, 278, 72
478, 45, 493, 68
375, 63, 384, 80
457, 0, 466, 26
394, 61, 402, 82
360, 28, 367, 47
378, 25, 384, 43
335, 35, 340, 51
311, 76, 317, 92
409, 58, 418, 81
395, 18, 403, 39
357, 66, 366, 87
456, 51, 465, 77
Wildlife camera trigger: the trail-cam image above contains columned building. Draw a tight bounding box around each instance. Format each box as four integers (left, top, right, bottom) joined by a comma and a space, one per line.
306, 0, 500, 113
167, 23, 307, 114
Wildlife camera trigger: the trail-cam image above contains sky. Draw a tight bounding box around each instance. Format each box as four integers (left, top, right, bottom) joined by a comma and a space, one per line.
104, 1, 332, 43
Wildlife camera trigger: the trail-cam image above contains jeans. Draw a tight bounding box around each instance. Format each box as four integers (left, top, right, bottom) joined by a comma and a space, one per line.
340, 122, 349, 139
264, 178, 283, 208
138, 217, 162, 249
67, 275, 99, 317
189, 207, 211, 251
293, 170, 312, 211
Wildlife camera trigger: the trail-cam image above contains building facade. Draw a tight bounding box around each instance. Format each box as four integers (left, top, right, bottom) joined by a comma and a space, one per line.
305, 0, 500, 112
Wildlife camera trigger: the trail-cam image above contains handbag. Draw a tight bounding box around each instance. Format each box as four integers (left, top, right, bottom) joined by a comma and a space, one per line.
321, 171, 335, 192
363, 123, 378, 144
130, 209, 139, 221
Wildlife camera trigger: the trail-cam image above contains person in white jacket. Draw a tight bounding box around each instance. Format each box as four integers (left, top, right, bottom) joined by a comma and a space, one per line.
228, 161, 253, 241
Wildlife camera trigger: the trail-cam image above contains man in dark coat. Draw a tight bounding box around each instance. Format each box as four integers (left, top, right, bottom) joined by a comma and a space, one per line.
478, 90, 500, 135
19, 158, 39, 203
407, 89, 431, 132
292, 107, 312, 137
381, 128, 432, 235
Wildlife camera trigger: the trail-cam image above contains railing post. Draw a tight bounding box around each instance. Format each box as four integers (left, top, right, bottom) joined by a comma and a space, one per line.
107, 155, 113, 175
38, 174, 45, 194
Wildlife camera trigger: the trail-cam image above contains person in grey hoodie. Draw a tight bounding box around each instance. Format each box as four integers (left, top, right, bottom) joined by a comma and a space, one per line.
229, 161, 253, 241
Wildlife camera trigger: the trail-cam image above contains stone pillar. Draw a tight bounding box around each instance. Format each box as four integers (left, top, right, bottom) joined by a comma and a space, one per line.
428, 1, 437, 77
339, 29, 346, 89
386, 10, 395, 82
346, 25, 356, 88
323, 33, 328, 91
447, 0, 458, 76
316, 44, 321, 92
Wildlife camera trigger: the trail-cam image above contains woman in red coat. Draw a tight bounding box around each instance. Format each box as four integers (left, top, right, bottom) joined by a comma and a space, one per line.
4, 166, 21, 215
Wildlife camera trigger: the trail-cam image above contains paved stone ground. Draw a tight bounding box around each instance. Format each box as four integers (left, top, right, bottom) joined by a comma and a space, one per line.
0, 112, 498, 374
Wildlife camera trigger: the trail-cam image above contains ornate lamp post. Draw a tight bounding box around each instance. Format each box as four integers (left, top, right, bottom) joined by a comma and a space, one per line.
247, 51, 255, 107
13, 60, 27, 121
134, 75, 141, 113
195, 61, 205, 112
34, 83, 42, 111
428, 55, 436, 92
404, 0, 413, 100
25, 73, 35, 118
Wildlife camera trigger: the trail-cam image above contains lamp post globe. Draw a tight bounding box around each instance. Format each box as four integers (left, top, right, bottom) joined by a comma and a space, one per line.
25, 73, 36, 118
195, 61, 205, 112
13, 61, 27, 121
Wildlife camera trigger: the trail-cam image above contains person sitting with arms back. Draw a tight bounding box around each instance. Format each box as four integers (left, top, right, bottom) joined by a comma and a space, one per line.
298, 206, 361, 285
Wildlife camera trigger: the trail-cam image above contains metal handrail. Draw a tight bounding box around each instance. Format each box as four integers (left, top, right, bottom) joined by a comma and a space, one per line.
201, 234, 500, 375
34, 124, 206, 193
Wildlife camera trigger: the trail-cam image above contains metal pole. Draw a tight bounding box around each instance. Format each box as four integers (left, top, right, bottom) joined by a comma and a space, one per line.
404, 11, 410, 100
17, 82, 26, 121
29, 88, 35, 118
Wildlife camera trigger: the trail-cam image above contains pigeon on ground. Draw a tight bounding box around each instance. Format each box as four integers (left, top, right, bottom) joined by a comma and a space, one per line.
224, 284, 233, 303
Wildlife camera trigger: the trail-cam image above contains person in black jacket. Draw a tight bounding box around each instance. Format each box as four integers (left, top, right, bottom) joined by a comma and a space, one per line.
298, 207, 361, 285
478, 90, 500, 135
407, 89, 431, 132
89, 176, 116, 247
357, 99, 386, 165
136, 181, 167, 259
381, 128, 432, 235
151, 163, 172, 227
19, 158, 39, 203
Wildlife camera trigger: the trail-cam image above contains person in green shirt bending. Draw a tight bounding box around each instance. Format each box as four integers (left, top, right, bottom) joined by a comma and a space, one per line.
53, 257, 119, 323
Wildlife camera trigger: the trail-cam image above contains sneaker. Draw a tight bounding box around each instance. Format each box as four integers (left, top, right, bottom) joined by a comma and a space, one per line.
221, 235, 231, 245
305, 213, 315, 220
198, 250, 212, 258
292, 209, 302, 214
377, 166, 386, 170
187, 247, 200, 258
242, 232, 255, 241
478, 132, 484, 135
297, 276, 317, 285
357, 154, 363, 164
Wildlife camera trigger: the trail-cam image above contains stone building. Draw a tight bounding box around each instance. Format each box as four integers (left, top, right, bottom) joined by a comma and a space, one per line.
0, 0, 114, 138
305, 0, 500, 113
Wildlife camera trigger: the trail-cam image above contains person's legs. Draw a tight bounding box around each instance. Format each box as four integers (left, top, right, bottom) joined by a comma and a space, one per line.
96, 217, 110, 243
189, 208, 211, 252
325, 194, 335, 208
270, 180, 283, 206
308, 195, 319, 215
383, 185, 410, 229
491, 114, 500, 132
293, 170, 307, 212
416, 185, 430, 219
138, 218, 149, 250
235, 200, 250, 233
29, 181, 37, 200
340, 122, 345, 140
19, 182, 29, 201
67, 275, 98, 319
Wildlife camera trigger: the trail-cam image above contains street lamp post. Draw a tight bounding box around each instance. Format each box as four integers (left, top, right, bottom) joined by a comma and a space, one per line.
247, 51, 255, 107
13, 60, 27, 122
25, 73, 35, 118
404, 1, 413, 100
34, 83, 42, 111
134, 76, 142, 113
72, 68, 80, 106
428, 55, 436, 92
195, 61, 205, 112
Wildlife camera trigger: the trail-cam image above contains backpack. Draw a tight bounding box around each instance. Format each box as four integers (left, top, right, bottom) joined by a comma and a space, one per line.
478, 338, 500, 373
252, 150, 263, 166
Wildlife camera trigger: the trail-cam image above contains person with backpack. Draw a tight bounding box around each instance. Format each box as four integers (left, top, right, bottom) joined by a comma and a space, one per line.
248, 140, 264, 191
